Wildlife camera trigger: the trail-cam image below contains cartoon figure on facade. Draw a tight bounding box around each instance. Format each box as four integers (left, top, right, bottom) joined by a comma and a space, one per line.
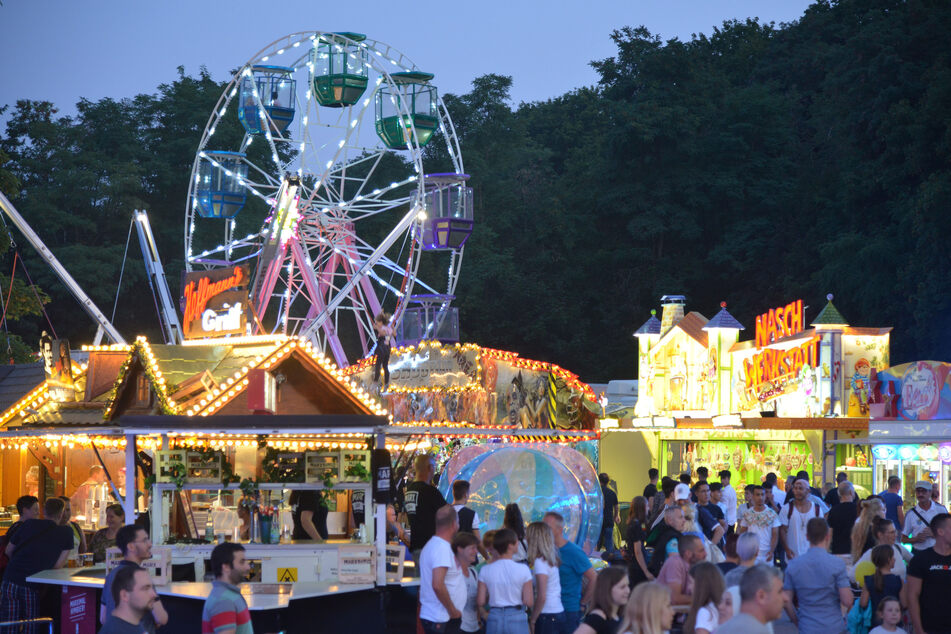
701, 348, 718, 410
507, 374, 526, 427
518, 376, 551, 429
799, 365, 820, 417
850, 358, 872, 415
668, 347, 688, 410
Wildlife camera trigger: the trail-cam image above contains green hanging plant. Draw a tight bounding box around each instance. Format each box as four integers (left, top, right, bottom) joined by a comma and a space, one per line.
167, 462, 187, 491
315, 469, 337, 509
344, 463, 370, 481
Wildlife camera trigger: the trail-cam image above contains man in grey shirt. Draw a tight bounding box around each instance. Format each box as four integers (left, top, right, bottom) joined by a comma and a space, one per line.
715, 564, 785, 634
723, 532, 760, 587
782, 517, 852, 634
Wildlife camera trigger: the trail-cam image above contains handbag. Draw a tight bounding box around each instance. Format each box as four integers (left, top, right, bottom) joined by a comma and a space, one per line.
846, 598, 871, 634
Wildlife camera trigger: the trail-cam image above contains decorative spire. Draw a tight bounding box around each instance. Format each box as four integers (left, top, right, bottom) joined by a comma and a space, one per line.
634, 309, 662, 337
811, 293, 849, 327
704, 301, 745, 330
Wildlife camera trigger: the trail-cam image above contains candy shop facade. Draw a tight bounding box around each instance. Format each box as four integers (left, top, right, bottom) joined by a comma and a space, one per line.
600, 294, 891, 502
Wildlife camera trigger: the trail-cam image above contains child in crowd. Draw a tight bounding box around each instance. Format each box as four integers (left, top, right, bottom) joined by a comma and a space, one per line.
860, 544, 905, 627
476, 529, 533, 634
684, 562, 726, 634
869, 596, 905, 634
452, 531, 483, 634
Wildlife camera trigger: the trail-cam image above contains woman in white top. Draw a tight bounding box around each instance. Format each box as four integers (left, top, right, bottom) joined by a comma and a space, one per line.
851, 517, 913, 583
683, 562, 725, 634
526, 521, 565, 634
452, 531, 482, 633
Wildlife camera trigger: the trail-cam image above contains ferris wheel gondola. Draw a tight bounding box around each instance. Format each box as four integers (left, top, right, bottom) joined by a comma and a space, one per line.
184, 32, 471, 367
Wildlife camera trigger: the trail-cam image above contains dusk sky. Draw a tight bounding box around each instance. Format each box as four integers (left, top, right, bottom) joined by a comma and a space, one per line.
1, 1, 814, 117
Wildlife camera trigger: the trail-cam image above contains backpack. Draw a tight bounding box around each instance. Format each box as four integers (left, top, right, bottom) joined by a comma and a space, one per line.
0, 522, 22, 578
457, 506, 476, 534
786, 502, 820, 520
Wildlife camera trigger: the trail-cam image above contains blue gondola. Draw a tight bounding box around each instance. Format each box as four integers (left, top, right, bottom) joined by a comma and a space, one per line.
418, 173, 473, 250
238, 66, 296, 135
196, 152, 248, 219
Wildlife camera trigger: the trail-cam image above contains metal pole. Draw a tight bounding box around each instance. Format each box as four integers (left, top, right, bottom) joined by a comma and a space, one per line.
124, 434, 137, 521
0, 191, 126, 343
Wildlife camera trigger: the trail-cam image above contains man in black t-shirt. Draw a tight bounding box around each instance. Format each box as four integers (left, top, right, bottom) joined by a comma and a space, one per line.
907, 512, 951, 634
643, 468, 659, 500
290, 490, 329, 540
0, 497, 73, 624
404, 454, 446, 565
826, 481, 857, 555
598, 472, 620, 554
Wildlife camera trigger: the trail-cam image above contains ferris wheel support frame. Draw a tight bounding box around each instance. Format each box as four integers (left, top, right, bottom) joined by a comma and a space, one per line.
298, 200, 423, 344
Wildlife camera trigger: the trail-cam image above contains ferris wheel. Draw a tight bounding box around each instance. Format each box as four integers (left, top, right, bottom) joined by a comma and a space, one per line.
184, 32, 473, 367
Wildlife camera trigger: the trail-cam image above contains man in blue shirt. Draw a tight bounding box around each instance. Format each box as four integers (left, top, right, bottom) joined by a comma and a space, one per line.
543, 511, 595, 632
878, 475, 904, 531
782, 517, 852, 634
101, 525, 168, 631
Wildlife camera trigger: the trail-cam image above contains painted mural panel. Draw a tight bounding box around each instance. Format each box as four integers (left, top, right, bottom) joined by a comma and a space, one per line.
347, 343, 596, 429
843, 335, 890, 417
876, 361, 951, 420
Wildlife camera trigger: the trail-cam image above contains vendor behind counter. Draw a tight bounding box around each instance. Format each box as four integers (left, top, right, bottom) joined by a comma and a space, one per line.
290, 490, 329, 541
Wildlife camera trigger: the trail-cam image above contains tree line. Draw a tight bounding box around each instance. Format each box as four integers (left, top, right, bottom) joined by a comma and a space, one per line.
2, 0, 950, 382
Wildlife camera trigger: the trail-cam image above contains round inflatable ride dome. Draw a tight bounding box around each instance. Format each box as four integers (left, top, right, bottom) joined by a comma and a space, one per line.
438, 445, 602, 553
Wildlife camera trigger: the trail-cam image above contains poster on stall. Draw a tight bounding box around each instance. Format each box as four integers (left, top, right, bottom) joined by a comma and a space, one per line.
875, 361, 951, 420
61, 586, 96, 634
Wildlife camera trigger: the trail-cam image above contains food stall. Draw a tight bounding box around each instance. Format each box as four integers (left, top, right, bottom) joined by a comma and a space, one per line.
601, 294, 887, 501
862, 360, 951, 506
0, 333, 603, 632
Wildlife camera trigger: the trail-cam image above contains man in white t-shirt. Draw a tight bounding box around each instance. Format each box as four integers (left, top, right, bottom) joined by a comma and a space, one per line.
903, 480, 949, 552
719, 470, 738, 531
765, 473, 786, 508
779, 480, 823, 560
737, 485, 780, 563
419, 505, 466, 633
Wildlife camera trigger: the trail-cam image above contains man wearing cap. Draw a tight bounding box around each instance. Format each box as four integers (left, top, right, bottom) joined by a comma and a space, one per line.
903, 480, 948, 552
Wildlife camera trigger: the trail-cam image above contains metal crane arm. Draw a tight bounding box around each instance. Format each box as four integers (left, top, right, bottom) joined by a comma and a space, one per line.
0, 190, 126, 344
134, 210, 183, 344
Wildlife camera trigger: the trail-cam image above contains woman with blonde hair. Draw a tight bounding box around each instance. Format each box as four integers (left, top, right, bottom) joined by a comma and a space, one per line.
852, 497, 886, 563
526, 521, 565, 634
683, 562, 726, 634
619, 582, 674, 634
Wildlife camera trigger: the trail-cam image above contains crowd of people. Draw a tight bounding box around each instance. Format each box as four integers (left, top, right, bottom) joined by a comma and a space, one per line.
386, 456, 951, 634
3, 456, 951, 634
611, 468, 951, 634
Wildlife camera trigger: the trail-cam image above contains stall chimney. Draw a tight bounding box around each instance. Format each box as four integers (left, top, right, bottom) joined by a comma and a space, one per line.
660, 295, 686, 333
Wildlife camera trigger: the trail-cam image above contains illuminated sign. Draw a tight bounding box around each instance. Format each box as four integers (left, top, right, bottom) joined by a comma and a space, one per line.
755, 299, 804, 347
181, 265, 251, 339
745, 298, 818, 402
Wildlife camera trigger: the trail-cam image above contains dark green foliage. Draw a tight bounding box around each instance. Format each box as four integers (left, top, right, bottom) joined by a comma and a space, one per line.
2, 1, 950, 381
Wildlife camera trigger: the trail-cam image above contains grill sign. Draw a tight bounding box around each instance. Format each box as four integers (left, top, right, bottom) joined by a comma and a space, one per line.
182, 265, 250, 339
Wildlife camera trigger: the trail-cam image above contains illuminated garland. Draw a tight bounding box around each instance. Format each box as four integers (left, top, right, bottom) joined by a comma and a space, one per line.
186, 337, 387, 417
102, 338, 177, 419
342, 340, 596, 402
